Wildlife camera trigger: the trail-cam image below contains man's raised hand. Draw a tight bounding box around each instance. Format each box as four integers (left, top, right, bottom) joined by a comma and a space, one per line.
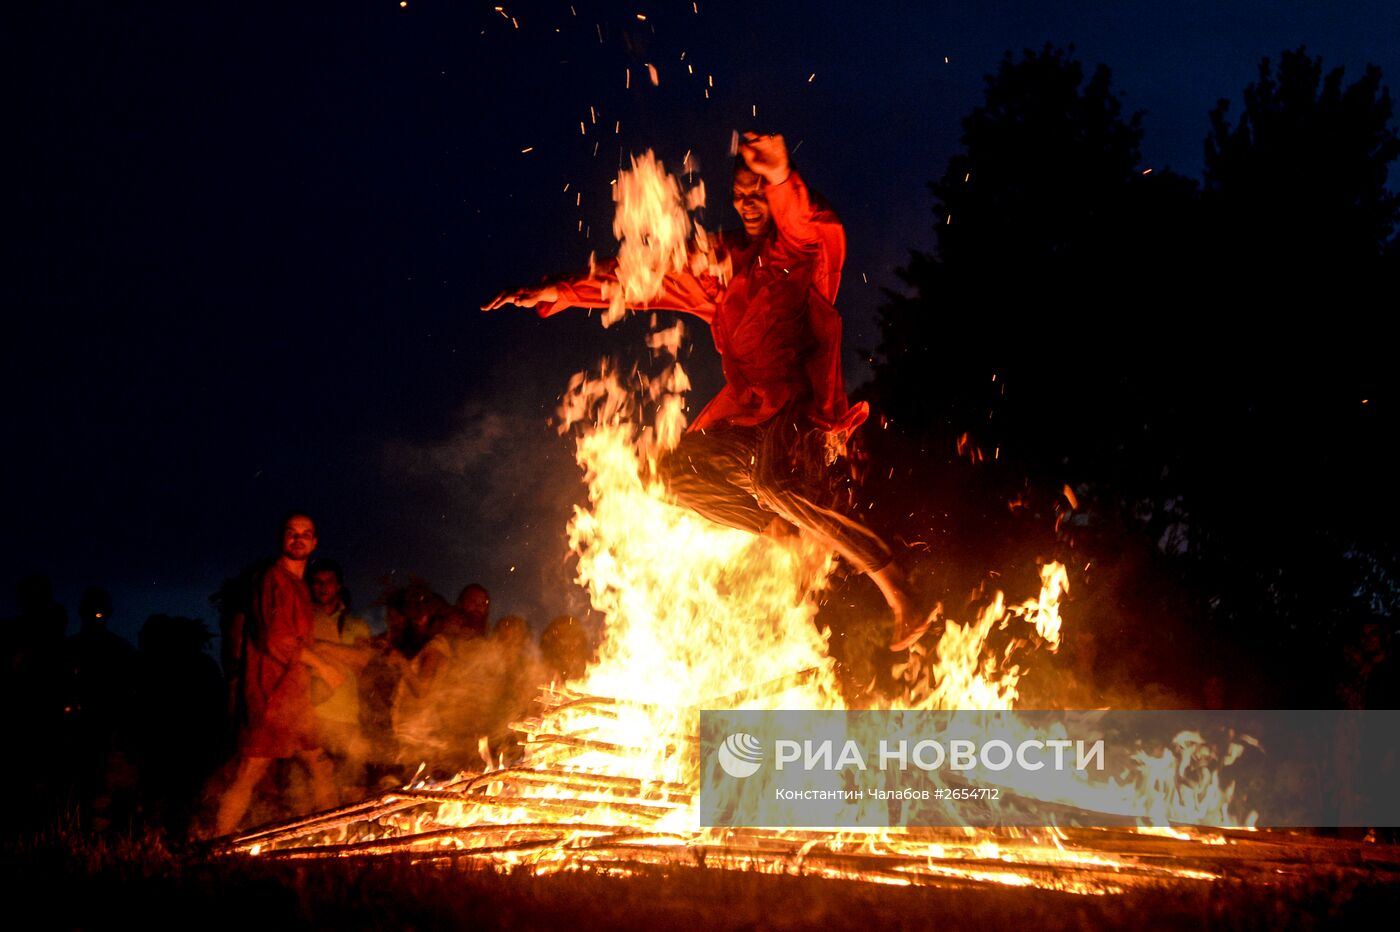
482, 284, 559, 311
738, 132, 791, 186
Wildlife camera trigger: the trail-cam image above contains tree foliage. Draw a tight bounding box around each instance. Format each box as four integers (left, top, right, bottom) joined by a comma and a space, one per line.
858, 45, 1399, 707
1205, 47, 1400, 270
933, 45, 1147, 270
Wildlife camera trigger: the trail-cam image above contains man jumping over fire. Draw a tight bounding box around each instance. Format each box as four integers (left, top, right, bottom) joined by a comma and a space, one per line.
484, 132, 936, 651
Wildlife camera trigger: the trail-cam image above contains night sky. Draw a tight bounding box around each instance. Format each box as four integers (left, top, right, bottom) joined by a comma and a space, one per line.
8, 1, 1399, 647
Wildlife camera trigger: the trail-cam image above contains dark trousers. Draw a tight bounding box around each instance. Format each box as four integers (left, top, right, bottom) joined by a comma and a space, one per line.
656, 416, 893, 574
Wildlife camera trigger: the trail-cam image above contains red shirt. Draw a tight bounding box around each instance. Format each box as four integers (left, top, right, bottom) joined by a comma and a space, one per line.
536, 170, 868, 436
238, 562, 318, 757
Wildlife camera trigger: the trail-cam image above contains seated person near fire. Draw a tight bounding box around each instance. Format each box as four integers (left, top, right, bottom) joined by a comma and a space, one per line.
484, 132, 936, 651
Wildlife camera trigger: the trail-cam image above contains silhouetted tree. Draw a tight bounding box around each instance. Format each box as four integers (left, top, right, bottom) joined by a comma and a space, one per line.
843, 49, 1209, 704
1204, 46, 1400, 280
859, 44, 1399, 707
1185, 49, 1400, 698
934, 45, 1147, 270
874, 45, 1200, 437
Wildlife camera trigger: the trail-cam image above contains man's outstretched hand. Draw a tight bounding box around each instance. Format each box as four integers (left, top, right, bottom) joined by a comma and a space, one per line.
738, 132, 791, 186
481, 284, 559, 311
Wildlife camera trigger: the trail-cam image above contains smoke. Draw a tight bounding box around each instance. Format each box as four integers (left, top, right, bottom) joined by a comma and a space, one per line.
391, 629, 553, 776
387, 406, 515, 479
377, 393, 593, 634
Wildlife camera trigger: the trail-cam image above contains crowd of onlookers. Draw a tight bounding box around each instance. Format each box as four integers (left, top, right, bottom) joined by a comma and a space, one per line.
1, 531, 597, 839
12, 508, 1390, 841
282, 563, 596, 797
2, 575, 224, 834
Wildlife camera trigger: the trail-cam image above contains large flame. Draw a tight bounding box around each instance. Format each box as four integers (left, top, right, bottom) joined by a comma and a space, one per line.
601, 150, 729, 327
602, 151, 691, 326
538, 151, 1248, 834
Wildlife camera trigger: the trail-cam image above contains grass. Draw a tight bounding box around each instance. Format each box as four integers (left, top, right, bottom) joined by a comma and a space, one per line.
7, 820, 1398, 931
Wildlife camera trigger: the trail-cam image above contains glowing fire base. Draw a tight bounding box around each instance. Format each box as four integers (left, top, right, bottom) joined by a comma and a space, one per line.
222, 681, 1400, 896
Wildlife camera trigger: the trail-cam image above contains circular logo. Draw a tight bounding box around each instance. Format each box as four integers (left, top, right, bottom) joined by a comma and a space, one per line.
717, 732, 764, 778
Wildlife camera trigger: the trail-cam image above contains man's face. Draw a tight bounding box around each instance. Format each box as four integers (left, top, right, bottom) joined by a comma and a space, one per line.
732, 168, 771, 238
460, 588, 490, 623
281, 516, 318, 561
310, 570, 340, 608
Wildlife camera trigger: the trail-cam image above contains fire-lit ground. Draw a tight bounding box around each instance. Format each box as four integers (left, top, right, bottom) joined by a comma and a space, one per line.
29, 826, 1400, 931
219, 667, 1400, 897
223, 734, 1400, 899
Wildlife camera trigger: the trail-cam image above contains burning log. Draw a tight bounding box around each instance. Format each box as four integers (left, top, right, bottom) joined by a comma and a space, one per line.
521, 733, 660, 757
461, 766, 692, 802
537, 694, 659, 715
700, 666, 823, 709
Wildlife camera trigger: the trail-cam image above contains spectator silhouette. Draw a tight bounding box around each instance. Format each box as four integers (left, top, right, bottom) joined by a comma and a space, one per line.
389, 588, 460, 775
486, 615, 544, 768
211, 562, 267, 730
456, 583, 491, 640
3, 575, 70, 824
308, 559, 372, 800
358, 581, 421, 788
133, 614, 224, 835
64, 587, 136, 830
540, 615, 594, 684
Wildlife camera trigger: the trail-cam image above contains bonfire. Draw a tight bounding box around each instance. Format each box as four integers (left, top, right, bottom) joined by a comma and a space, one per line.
222, 154, 1395, 898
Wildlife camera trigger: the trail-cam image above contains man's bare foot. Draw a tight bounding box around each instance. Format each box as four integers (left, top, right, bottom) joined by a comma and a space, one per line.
890, 604, 942, 652
869, 561, 940, 650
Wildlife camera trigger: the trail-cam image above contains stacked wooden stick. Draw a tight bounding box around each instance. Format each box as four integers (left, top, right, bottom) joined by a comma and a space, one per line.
223, 683, 1400, 893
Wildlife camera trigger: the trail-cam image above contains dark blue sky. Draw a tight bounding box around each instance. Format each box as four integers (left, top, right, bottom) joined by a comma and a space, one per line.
6, 1, 1398, 646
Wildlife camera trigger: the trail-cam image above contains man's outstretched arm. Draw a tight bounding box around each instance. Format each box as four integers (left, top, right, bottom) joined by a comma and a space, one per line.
482, 284, 559, 312
482, 257, 718, 322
